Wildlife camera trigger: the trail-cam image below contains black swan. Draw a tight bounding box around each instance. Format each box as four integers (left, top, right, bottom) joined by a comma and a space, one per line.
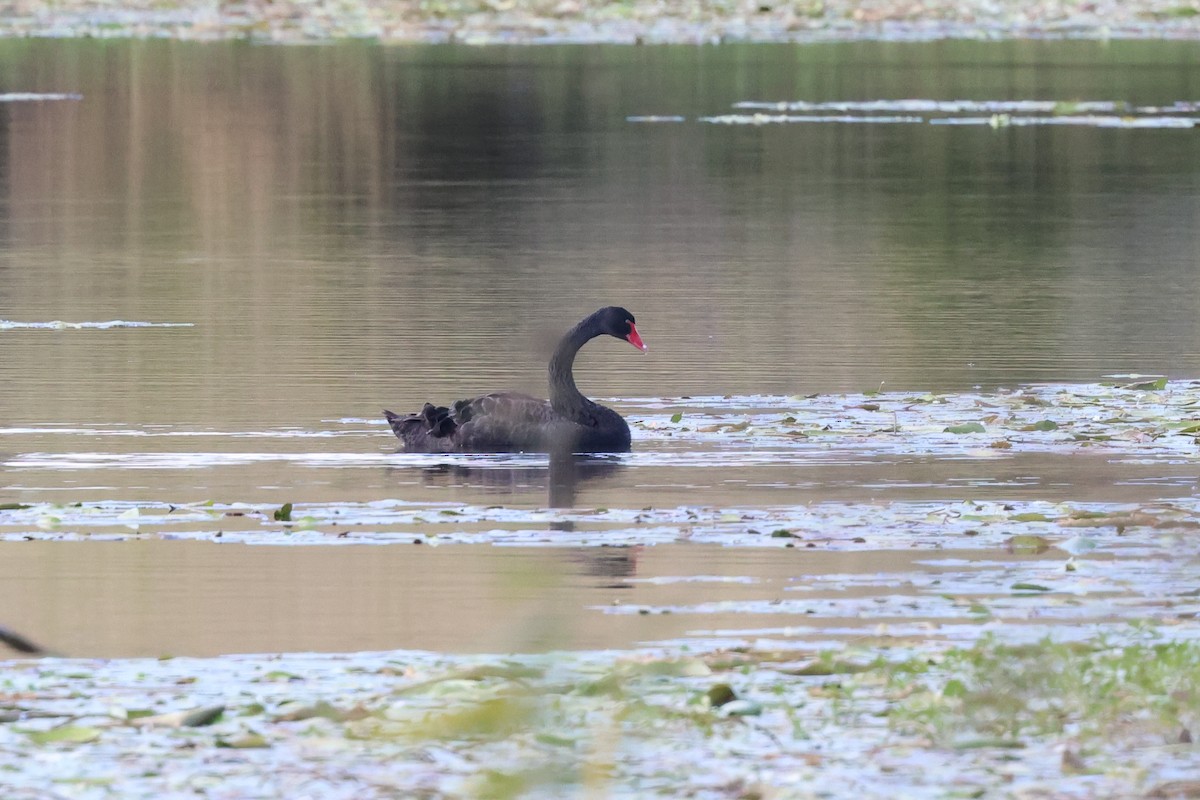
384, 306, 647, 453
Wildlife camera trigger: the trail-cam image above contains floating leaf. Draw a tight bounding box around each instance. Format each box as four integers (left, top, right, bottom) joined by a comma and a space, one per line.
1124, 377, 1167, 390
413, 697, 538, 741
953, 738, 1025, 750
1011, 583, 1051, 592
784, 659, 873, 676
578, 673, 625, 697
706, 683, 737, 707
216, 732, 269, 749
1022, 420, 1059, 431
717, 699, 762, 717
273, 701, 339, 722
1005, 534, 1051, 555
534, 732, 576, 747
133, 705, 225, 728
1060, 536, 1098, 555
636, 658, 711, 678
944, 423, 986, 434
273, 503, 293, 522
670, 412, 683, 423
1063, 511, 1164, 530
456, 664, 544, 682
28, 725, 101, 744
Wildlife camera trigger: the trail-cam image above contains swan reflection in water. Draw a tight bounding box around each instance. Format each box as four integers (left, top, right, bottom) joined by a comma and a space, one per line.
397, 452, 642, 588
411, 453, 616, 506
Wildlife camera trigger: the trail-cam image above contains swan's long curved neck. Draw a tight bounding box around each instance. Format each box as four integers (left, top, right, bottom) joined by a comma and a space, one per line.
548, 319, 599, 419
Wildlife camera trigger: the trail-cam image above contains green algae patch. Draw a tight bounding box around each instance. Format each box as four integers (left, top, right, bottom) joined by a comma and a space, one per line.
888, 637, 1200, 749
1, 636, 1198, 797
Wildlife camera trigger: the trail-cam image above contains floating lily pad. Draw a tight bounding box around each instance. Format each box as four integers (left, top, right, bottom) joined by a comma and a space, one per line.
1005, 534, 1052, 554
27, 725, 102, 744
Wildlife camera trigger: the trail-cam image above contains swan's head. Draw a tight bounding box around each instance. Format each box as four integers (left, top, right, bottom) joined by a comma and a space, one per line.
594, 306, 647, 352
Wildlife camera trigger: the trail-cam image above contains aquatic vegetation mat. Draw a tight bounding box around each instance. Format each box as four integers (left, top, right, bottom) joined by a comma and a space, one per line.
1, 636, 1197, 799
629, 99, 1200, 129
0, 320, 193, 330
635, 378, 1200, 457
0, 93, 82, 103
8, 379, 1200, 469
4, 0, 1200, 43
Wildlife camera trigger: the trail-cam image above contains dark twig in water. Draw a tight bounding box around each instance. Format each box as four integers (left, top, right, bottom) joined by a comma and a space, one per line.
0, 624, 51, 655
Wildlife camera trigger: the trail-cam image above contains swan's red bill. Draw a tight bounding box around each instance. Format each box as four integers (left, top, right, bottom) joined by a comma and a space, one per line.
626, 322, 647, 352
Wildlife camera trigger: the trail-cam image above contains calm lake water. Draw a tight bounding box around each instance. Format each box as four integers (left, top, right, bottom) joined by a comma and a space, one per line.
2, 39, 1200, 657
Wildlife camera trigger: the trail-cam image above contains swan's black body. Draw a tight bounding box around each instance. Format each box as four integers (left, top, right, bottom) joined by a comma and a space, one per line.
384, 306, 646, 454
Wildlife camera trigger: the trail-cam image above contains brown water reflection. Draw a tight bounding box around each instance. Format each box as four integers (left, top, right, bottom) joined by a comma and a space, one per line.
3, 41, 1200, 430
0, 540, 1054, 658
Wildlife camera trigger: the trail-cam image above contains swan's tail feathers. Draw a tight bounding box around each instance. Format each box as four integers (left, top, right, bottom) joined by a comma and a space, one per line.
384, 406, 457, 451
383, 409, 410, 441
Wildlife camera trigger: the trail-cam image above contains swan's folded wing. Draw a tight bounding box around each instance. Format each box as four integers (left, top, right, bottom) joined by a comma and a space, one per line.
452, 392, 556, 452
